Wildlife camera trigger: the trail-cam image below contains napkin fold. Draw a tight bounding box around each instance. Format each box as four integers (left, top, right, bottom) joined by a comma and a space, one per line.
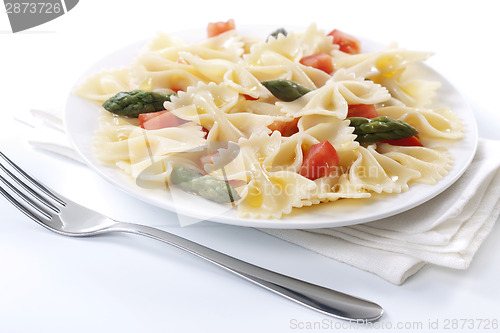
18, 109, 500, 285
14, 108, 85, 163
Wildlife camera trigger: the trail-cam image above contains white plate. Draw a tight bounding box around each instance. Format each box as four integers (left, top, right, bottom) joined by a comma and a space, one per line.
64, 27, 478, 229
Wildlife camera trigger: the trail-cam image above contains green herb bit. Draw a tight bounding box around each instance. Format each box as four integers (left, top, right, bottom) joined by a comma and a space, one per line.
102, 90, 174, 118
261, 79, 313, 102
348, 116, 419, 143
170, 166, 240, 203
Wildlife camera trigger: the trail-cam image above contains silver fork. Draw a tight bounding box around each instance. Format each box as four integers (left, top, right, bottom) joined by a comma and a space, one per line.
0, 151, 383, 322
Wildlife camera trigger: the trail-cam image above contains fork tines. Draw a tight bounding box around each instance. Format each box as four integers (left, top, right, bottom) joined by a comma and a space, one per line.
0, 152, 65, 223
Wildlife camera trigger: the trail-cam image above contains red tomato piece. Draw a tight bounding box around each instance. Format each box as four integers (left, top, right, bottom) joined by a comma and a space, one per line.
347, 104, 378, 118
381, 136, 423, 147
299, 53, 334, 74
207, 19, 235, 38
201, 126, 210, 138
226, 179, 247, 188
138, 111, 167, 128
327, 29, 361, 54
268, 117, 300, 137
170, 87, 183, 94
243, 94, 259, 101
299, 141, 339, 180
139, 111, 188, 130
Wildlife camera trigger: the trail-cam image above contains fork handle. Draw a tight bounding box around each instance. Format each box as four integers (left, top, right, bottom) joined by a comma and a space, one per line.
111, 221, 383, 321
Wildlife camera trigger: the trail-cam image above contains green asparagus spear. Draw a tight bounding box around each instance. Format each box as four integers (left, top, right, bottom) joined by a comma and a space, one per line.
268, 27, 288, 40
170, 166, 240, 203
170, 166, 202, 185
348, 116, 419, 143
102, 90, 174, 118
261, 79, 313, 102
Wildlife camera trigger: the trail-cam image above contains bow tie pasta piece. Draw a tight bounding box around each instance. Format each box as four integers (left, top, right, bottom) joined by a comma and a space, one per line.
75, 68, 133, 103
215, 113, 276, 137
245, 29, 303, 65
201, 144, 249, 191
341, 144, 422, 194
265, 114, 357, 173
247, 59, 331, 89
277, 71, 391, 119
200, 29, 245, 58
179, 52, 271, 99
333, 70, 392, 105
377, 106, 465, 140
298, 115, 359, 154
236, 132, 317, 219
334, 45, 433, 80
244, 30, 334, 88
238, 169, 317, 219
141, 32, 186, 54
93, 110, 206, 180
260, 130, 369, 208
93, 110, 138, 163
167, 83, 242, 142
228, 99, 284, 117
296, 23, 338, 57
248, 51, 321, 89
130, 52, 206, 93
167, 82, 275, 143
129, 31, 244, 94
276, 79, 347, 118
144, 30, 244, 62
377, 144, 452, 185
206, 113, 275, 144
167, 81, 240, 112
266, 131, 319, 172
372, 63, 442, 108
126, 123, 207, 180
303, 173, 372, 206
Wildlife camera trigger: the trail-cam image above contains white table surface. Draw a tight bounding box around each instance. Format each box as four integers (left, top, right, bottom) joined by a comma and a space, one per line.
1, 1, 499, 332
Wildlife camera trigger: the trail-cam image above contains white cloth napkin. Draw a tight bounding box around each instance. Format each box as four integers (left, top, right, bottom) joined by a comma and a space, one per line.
19, 109, 500, 285
15, 109, 85, 164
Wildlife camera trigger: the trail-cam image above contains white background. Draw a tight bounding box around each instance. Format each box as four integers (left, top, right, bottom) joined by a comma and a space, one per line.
1, 1, 499, 332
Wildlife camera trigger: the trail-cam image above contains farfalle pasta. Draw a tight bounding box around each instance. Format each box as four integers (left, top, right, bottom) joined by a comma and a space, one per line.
75, 21, 464, 220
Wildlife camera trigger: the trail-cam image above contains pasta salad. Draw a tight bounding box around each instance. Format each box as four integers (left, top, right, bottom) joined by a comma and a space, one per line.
75, 20, 464, 219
